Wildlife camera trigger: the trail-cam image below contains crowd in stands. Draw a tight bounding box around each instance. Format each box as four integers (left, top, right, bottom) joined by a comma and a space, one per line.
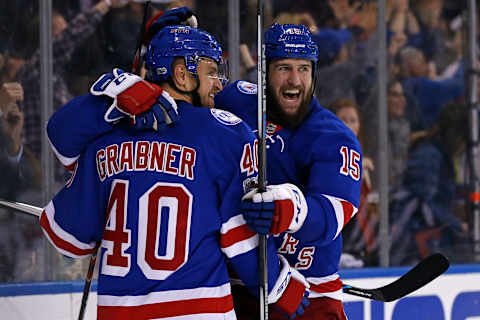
0, 0, 475, 282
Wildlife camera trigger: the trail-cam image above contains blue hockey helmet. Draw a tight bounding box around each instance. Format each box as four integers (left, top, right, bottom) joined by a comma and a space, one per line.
145, 25, 227, 84
265, 24, 319, 66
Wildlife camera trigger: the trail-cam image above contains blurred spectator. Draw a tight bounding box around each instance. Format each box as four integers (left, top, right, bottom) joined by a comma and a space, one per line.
0, 78, 42, 283
360, 77, 420, 189
328, 99, 377, 267
411, 0, 445, 63
389, 102, 469, 265
239, 44, 257, 83
314, 27, 376, 107
5, 0, 128, 179
397, 46, 464, 131
0, 80, 41, 198
387, 80, 410, 190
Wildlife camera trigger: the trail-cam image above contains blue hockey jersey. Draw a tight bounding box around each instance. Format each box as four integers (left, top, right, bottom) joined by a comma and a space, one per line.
41, 94, 282, 320
215, 81, 362, 300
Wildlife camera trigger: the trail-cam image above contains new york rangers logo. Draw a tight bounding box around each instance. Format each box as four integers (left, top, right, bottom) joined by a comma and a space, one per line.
210, 108, 242, 125
237, 81, 257, 95
266, 122, 283, 136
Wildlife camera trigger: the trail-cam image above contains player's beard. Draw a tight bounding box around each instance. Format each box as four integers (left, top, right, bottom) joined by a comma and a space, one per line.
266, 84, 313, 128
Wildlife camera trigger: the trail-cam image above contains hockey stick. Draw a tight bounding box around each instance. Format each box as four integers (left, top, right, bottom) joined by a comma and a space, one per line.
0, 198, 452, 304
131, 0, 151, 75
0, 199, 42, 217
342, 253, 450, 302
256, 0, 268, 319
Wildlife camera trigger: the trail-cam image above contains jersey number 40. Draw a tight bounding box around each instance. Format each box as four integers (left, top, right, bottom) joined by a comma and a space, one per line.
101, 179, 192, 280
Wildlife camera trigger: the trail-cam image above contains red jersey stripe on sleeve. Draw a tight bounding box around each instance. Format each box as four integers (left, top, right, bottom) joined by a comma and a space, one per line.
220, 214, 258, 258
322, 194, 358, 240
40, 202, 96, 258
341, 200, 355, 227
221, 224, 256, 248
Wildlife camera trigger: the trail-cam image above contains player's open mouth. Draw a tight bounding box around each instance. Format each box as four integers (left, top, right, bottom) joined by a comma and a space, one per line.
282, 89, 301, 101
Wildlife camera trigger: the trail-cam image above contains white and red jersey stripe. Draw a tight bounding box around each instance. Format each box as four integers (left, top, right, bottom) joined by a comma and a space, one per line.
97, 283, 236, 320
322, 194, 358, 240
39, 201, 96, 258
220, 214, 258, 258
307, 273, 344, 301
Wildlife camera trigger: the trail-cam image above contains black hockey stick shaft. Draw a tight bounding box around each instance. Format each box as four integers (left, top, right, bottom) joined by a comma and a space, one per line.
342, 253, 450, 302
77, 245, 99, 320
256, 0, 268, 319
131, 0, 151, 74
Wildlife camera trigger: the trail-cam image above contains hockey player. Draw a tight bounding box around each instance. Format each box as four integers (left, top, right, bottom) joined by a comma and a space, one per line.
217, 24, 361, 320
44, 8, 361, 318
41, 24, 310, 319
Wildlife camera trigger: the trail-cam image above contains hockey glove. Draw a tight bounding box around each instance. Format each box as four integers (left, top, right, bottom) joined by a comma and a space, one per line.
144, 7, 198, 44
90, 68, 178, 131
270, 255, 310, 319
241, 183, 308, 235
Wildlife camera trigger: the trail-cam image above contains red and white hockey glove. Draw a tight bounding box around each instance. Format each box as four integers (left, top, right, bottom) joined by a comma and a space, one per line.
90, 68, 178, 131
270, 255, 310, 319
241, 183, 308, 235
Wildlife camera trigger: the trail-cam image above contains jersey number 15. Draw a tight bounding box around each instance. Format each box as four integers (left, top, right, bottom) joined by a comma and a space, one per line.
339, 146, 360, 181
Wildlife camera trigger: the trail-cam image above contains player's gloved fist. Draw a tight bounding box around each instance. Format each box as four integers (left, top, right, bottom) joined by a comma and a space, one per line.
90, 68, 178, 131
270, 255, 310, 319
144, 7, 198, 44
241, 183, 308, 235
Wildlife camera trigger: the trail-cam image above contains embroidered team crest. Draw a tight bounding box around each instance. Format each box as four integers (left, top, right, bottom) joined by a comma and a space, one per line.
266, 121, 283, 136
237, 81, 257, 94
210, 108, 242, 125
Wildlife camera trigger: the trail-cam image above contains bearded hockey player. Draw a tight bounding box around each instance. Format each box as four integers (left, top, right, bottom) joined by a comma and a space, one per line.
41, 22, 310, 320
215, 24, 361, 320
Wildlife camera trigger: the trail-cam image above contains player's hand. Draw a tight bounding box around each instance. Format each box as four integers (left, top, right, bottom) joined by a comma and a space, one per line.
270, 255, 310, 319
144, 7, 198, 44
241, 184, 308, 235
90, 68, 179, 131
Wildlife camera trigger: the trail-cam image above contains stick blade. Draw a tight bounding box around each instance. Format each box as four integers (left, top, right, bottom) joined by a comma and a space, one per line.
343, 253, 450, 302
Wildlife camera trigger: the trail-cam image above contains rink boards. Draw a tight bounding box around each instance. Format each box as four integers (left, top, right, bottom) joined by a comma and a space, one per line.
0, 264, 479, 320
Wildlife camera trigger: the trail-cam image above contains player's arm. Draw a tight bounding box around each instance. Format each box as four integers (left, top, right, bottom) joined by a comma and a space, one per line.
39, 147, 106, 258
242, 135, 361, 246
217, 123, 309, 318
291, 136, 362, 245
47, 69, 178, 169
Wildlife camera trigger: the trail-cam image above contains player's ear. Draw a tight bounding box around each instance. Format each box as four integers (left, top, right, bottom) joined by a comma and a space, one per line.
172, 58, 190, 91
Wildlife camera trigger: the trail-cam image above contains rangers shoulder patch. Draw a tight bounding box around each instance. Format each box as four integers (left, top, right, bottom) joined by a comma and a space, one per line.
237, 81, 257, 95
210, 108, 242, 126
